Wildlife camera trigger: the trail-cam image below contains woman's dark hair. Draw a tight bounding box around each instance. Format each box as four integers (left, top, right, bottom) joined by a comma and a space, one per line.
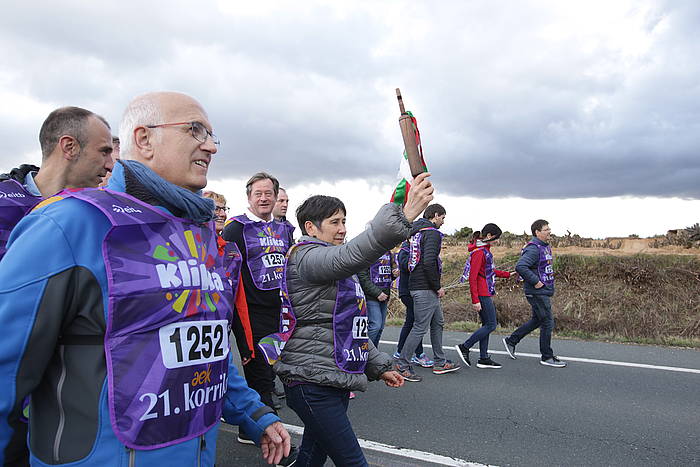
296, 195, 347, 235
472, 223, 502, 242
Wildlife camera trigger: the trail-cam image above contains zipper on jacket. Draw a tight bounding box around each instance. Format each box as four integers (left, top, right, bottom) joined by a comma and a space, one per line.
197, 435, 205, 467
52, 345, 67, 463
128, 447, 135, 467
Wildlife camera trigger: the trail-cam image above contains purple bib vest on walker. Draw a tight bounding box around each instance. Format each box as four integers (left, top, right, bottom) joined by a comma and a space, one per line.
222, 240, 243, 300
524, 241, 554, 286
259, 240, 369, 374
0, 179, 42, 260
232, 214, 291, 290
408, 227, 444, 275
369, 252, 393, 288
280, 219, 296, 243
459, 246, 496, 295
63, 188, 234, 450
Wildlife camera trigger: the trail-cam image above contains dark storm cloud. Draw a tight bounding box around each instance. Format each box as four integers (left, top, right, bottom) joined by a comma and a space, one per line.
1, 1, 698, 199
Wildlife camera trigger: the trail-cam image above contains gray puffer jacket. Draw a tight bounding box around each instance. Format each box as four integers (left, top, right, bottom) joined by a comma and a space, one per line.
274, 203, 412, 391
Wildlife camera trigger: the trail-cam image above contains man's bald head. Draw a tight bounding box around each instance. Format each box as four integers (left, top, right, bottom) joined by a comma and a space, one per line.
118, 92, 217, 192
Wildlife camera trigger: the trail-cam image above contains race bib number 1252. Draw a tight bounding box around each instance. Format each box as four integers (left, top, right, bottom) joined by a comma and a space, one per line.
158, 320, 229, 369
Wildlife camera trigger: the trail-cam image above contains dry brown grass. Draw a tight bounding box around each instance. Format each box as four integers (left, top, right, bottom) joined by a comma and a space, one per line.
389, 252, 700, 347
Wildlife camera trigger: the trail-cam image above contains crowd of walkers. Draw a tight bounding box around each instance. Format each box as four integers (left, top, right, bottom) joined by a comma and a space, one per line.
0, 92, 566, 467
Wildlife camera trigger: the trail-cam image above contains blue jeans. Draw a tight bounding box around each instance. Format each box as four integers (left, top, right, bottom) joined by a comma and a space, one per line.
396, 295, 424, 357
367, 299, 388, 347
508, 294, 554, 359
285, 383, 368, 467
461, 295, 497, 359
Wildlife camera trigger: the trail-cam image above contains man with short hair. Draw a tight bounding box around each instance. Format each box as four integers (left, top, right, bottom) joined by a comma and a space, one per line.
0, 107, 114, 467
0, 92, 290, 466
273, 187, 295, 243
272, 187, 288, 221
395, 203, 460, 381
98, 136, 121, 187
223, 173, 295, 449
1, 106, 114, 261
503, 219, 567, 367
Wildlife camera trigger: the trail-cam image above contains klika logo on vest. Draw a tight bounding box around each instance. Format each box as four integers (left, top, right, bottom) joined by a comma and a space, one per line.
258, 224, 286, 250
153, 229, 226, 316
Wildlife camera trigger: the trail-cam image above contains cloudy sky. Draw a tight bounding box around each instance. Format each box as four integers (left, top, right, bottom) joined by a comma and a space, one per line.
2, 1, 699, 238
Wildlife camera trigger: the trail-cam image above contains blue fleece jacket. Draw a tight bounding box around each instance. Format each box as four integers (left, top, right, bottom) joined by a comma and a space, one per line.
0, 163, 278, 466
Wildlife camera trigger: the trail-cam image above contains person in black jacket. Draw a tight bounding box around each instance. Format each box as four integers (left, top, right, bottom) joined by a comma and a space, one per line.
395, 204, 460, 381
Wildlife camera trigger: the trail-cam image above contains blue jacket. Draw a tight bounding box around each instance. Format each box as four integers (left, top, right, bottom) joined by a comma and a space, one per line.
515, 237, 555, 297
0, 163, 278, 466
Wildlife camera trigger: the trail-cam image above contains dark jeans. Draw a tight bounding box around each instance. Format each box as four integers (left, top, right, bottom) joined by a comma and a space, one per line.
508, 294, 554, 359
285, 384, 368, 467
396, 295, 424, 357
461, 295, 497, 359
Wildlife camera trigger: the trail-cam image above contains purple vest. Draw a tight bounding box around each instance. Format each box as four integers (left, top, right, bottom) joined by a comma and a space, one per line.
369, 252, 392, 288
223, 240, 244, 300
280, 219, 296, 242
64, 188, 234, 450
459, 246, 496, 295
524, 241, 554, 286
408, 227, 443, 275
259, 240, 369, 374
0, 180, 42, 260
233, 214, 291, 290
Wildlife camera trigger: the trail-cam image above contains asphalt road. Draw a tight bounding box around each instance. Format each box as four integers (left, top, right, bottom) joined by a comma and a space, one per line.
216, 326, 700, 466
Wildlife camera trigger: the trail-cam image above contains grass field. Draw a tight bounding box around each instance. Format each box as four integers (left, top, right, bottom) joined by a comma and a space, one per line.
388, 249, 700, 348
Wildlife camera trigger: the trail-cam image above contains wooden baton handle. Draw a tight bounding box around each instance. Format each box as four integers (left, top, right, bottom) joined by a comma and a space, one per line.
396, 88, 424, 177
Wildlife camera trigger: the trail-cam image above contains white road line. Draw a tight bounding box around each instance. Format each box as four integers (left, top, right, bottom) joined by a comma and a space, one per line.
220, 422, 491, 466
379, 339, 700, 375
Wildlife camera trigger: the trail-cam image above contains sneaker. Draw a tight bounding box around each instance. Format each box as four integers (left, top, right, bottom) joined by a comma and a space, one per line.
237, 429, 255, 445
411, 353, 434, 368
454, 344, 471, 367
395, 366, 423, 382
540, 356, 567, 368
277, 445, 298, 467
432, 360, 460, 375
476, 357, 502, 369
349, 391, 356, 399
392, 351, 400, 359
273, 397, 282, 410
502, 337, 516, 359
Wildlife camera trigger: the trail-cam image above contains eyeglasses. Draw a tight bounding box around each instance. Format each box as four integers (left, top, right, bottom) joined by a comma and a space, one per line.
214, 206, 229, 213
146, 121, 220, 146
